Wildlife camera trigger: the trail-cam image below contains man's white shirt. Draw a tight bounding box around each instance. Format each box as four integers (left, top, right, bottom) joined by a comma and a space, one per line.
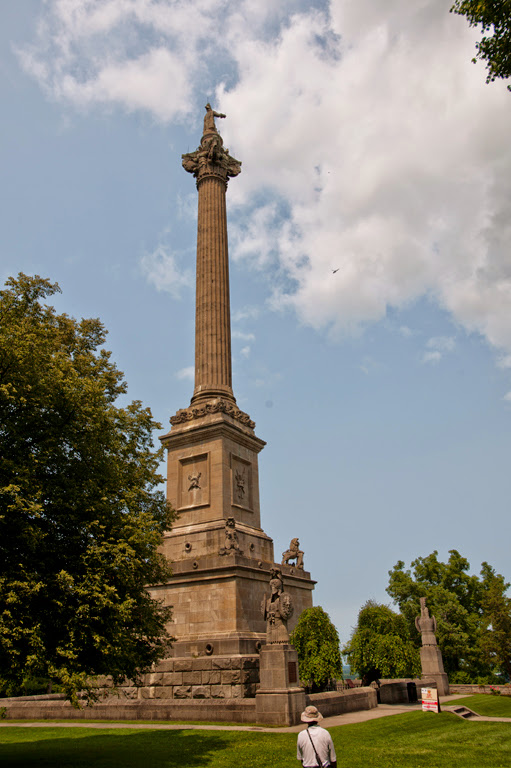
297, 724, 337, 767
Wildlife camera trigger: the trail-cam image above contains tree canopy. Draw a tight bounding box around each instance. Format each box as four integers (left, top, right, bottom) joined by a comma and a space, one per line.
451, 0, 511, 89
290, 606, 343, 692
343, 600, 420, 682
0, 273, 174, 703
387, 550, 510, 683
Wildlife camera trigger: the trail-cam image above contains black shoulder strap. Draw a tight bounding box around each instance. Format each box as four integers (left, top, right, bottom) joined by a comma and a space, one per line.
307, 728, 323, 768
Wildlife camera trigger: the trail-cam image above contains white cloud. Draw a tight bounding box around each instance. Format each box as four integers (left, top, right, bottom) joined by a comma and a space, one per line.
399, 326, 414, 338
230, 203, 281, 268
232, 306, 260, 322
219, 0, 511, 354
240, 345, 251, 358
232, 330, 256, 342
140, 245, 193, 298
176, 366, 194, 381
503, 391, 511, 402
16, 0, 227, 122
64, 47, 191, 120
422, 350, 442, 365
20, 0, 511, 363
421, 335, 456, 364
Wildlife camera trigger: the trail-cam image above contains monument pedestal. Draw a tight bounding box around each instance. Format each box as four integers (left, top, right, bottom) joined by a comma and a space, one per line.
420, 647, 450, 696
255, 644, 306, 726
151, 407, 315, 698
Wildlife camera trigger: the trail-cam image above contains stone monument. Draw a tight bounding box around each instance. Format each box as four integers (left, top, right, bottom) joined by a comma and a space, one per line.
415, 597, 449, 696
146, 106, 315, 701
256, 569, 306, 725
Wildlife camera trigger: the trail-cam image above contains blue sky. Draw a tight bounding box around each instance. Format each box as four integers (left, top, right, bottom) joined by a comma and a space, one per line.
1, 1, 510, 645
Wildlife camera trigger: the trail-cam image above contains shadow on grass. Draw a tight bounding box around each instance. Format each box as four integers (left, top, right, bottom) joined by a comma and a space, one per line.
0, 729, 233, 768
0, 727, 297, 768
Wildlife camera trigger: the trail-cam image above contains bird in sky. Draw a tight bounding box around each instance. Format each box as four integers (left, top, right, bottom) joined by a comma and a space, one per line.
332, 268, 339, 274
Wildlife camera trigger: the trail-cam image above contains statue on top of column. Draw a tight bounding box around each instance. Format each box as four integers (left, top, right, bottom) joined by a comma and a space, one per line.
203, 103, 226, 134
182, 104, 241, 183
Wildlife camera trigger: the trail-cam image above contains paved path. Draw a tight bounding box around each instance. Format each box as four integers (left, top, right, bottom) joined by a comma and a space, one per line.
4, 695, 507, 733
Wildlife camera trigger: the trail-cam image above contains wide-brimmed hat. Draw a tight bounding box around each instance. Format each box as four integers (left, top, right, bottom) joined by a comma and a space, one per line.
301, 705, 323, 723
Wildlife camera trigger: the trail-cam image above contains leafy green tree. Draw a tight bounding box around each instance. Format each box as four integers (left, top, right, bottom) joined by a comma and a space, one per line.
0, 273, 174, 704
451, 0, 511, 89
479, 563, 511, 680
387, 550, 509, 682
290, 606, 343, 692
343, 601, 420, 681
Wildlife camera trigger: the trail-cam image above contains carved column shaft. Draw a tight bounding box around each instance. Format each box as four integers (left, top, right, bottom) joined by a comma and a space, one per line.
193, 174, 233, 403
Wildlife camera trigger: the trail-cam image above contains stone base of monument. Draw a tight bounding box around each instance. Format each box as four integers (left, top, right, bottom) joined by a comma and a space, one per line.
0, 687, 377, 723
420, 646, 450, 696
255, 643, 306, 726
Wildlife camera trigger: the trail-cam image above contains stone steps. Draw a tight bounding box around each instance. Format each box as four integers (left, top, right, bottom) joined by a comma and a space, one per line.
451, 705, 477, 719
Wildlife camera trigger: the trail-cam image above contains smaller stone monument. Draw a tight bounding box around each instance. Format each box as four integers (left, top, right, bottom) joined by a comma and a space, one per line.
415, 597, 449, 696
256, 568, 306, 726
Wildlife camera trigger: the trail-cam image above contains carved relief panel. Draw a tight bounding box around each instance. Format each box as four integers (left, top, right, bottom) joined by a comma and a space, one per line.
231, 455, 252, 511
178, 453, 209, 509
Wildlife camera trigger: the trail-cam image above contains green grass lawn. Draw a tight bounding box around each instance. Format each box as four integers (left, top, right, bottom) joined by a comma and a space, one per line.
448, 694, 511, 718
0, 712, 510, 768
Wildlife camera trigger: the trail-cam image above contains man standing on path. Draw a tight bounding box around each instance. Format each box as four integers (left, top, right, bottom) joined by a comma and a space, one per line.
297, 706, 337, 768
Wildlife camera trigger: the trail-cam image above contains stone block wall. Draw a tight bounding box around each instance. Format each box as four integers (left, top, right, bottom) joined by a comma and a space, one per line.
132, 655, 260, 700
449, 684, 511, 696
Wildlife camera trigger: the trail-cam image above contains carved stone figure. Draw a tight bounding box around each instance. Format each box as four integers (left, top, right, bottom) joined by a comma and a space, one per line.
188, 472, 201, 491
281, 538, 304, 569
261, 568, 294, 643
219, 517, 243, 555
415, 597, 438, 646
235, 469, 246, 501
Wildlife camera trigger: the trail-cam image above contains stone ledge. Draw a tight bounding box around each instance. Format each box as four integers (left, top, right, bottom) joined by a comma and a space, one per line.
307, 688, 378, 717
0, 697, 258, 723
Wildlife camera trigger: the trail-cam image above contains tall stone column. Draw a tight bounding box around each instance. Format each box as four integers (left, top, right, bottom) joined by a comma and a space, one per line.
182, 104, 241, 404
156, 105, 315, 673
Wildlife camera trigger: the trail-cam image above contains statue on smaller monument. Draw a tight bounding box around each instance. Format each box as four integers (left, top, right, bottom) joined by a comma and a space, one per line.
261, 567, 294, 644
281, 538, 304, 570
219, 517, 243, 555
415, 597, 438, 646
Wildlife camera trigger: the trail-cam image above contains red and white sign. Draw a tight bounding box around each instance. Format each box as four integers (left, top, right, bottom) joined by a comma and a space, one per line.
421, 687, 440, 713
